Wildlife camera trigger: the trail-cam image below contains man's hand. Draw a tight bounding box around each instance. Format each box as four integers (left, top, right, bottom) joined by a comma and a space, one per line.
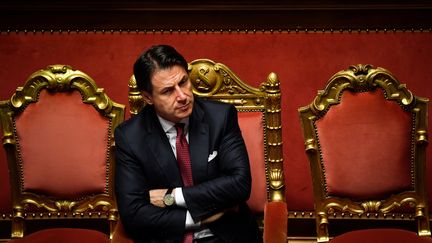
149, 189, 169, 207
201, 205, 239, 224
202, 212, 224, 224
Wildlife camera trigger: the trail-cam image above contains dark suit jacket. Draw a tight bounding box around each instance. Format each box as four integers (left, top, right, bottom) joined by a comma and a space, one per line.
115, 98, 261, 243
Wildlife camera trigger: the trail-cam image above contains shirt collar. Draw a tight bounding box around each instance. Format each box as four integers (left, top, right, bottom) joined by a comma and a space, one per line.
157, 115, 189, 133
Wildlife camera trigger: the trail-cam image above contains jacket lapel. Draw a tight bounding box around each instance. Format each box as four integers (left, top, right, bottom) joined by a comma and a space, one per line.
140, 107, 183, 186
189, 100, 210, 184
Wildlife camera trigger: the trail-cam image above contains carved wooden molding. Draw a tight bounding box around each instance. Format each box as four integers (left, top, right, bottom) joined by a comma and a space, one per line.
1, 1, 431, 30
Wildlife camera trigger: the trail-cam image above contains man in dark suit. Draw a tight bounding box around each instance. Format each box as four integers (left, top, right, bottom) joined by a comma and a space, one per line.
114, 45, 261, 243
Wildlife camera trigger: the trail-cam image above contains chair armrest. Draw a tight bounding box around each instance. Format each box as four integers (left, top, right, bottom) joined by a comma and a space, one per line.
111, 220, 133, 243
263, 201, 288, 243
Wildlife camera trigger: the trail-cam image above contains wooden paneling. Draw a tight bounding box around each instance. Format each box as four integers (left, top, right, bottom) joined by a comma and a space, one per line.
0, 1, 431, 30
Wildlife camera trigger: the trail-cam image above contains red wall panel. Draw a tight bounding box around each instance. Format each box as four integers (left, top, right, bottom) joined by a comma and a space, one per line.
1, 31, 431, 213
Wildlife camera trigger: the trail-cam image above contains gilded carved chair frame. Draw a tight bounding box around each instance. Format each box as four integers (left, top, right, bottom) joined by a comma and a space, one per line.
128, 58, 286, 223
0, 65, 125, 239
298, 64, 430, 242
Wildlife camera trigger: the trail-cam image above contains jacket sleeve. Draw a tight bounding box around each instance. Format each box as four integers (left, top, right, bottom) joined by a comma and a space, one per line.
114, 124, 186, 241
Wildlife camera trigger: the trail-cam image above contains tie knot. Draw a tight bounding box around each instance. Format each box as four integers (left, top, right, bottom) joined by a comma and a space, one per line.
175, 123, 185, 136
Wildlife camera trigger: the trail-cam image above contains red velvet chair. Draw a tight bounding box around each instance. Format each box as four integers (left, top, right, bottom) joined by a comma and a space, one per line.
0, 65, 125, 242
298, 64, 431, 242
121, 59, 288, 243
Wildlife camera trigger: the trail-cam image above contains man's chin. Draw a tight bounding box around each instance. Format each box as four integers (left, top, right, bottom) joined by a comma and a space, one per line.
178, 103, 193, 113
179, 109, 192, 118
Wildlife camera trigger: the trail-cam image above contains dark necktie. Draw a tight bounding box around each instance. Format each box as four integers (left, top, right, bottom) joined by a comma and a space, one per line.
175, 123, 194, 243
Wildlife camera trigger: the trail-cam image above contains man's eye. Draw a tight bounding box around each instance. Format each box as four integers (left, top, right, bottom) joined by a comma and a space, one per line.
180, 77, 189, 86
161, 89, 172, 95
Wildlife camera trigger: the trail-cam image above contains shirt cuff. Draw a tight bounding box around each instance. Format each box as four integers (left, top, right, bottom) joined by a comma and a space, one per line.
174, 187, 186, 208
185, 210, 201, 230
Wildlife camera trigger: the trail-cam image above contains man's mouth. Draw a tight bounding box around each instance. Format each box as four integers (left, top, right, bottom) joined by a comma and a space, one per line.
178, 103, 190, 111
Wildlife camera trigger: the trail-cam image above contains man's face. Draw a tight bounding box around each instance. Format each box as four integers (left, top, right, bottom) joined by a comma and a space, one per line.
145, 65, 194, 123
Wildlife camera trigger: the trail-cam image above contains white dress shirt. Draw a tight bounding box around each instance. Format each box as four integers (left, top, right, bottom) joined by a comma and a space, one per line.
157, 115, 213, 239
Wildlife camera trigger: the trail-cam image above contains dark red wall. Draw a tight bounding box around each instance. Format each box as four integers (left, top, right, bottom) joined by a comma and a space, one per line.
1, 31, 432, 213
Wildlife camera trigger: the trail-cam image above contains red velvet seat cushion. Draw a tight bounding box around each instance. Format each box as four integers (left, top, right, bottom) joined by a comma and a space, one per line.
330, 229, 432, 243
7, 228, 110, 243
0, 142, 12, 214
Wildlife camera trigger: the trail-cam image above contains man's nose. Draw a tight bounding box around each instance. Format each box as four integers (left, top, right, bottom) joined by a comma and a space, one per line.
176, 86, 187, 99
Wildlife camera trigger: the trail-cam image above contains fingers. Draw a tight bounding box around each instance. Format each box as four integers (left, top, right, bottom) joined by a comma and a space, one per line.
149, 188, 169, 207
202, 212, 224, 224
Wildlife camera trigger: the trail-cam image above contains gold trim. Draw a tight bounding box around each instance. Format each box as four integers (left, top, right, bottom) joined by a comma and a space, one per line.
298, 64, 430, 242
0, 64, 125, 239
8, 65, 119, 115
17, 193, 114, 214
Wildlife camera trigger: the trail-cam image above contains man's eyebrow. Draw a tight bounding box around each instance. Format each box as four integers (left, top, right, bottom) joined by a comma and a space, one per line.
158, 75, 189, 93
180, 75, 189, 82
160, 85, 173, 93
159, 83, 175, 93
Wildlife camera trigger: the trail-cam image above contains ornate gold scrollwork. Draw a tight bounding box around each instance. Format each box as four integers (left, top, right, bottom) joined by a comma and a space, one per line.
310, 64, 415, 114
321, 199, 364, 216
261, 72, 280, 93
55, 200, 78, 211
379, 193, 419, 213
361, 201, 382, 213
9, 65, 121, 117
304, 138, 318, 152
269, 168, 284, 190
0, 112, 14, 145
128, 75, 145, 115
19, 197, 66, 213
217, 98, 247, 106
74, 195, 114, 213
19, 195, 115, 216
416, 130, 428, 144
319, 193, 422, 219
188, 59, 250, 96
189, 62, 219, 93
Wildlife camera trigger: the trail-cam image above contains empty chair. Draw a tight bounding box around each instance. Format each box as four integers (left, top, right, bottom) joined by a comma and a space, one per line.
298, 64, 431, 242
0, 65, 125, 242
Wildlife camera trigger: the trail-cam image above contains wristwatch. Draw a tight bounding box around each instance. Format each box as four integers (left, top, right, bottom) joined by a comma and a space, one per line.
163, 188, 175, 207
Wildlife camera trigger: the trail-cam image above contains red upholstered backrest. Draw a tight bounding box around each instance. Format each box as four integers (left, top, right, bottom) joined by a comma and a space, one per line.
238, 112, 267, 214
315, 89, 413, 200
14, 89, 109, 199
0, 126, 12, 214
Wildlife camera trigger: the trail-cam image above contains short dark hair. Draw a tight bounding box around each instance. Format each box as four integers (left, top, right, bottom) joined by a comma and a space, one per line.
133, 45, 188, 93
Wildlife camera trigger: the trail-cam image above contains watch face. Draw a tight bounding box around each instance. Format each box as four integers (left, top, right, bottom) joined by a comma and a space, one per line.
164, 194, 175, 206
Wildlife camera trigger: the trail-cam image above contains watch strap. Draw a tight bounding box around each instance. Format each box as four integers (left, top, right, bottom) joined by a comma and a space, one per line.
165, 188, 173, 196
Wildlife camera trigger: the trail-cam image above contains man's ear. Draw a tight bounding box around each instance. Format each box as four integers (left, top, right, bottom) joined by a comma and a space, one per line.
143, 91, 153, 105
